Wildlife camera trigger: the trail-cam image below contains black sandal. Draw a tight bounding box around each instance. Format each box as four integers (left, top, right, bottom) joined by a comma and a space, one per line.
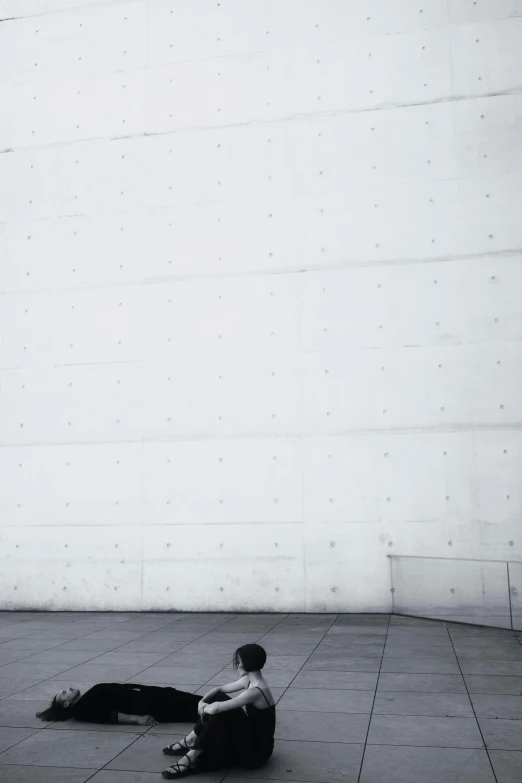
163, 738, 191, 755
162, 756, 196, 779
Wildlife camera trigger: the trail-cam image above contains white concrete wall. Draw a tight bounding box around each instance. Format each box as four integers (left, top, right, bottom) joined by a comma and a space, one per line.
0, 0, 521, 613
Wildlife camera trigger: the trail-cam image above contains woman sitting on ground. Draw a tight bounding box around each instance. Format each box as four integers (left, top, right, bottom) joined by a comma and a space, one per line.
162, 643, 276, 780
36, 683, 201, 726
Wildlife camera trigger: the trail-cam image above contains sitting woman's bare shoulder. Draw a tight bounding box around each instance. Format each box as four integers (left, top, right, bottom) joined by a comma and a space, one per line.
248, 682, 275, 707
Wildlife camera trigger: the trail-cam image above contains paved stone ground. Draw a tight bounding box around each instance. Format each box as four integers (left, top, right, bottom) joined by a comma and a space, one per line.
0, 612, 521, 783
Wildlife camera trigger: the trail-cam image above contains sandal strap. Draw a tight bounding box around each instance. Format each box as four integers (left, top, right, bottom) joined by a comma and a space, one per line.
166, 738, 189, 752
167, 758, 192, 774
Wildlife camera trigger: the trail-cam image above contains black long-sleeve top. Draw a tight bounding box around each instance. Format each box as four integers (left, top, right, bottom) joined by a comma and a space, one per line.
70, 683, 201, 724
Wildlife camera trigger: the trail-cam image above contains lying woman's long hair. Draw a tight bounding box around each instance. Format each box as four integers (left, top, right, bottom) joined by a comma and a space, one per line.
36, 696, 73, 722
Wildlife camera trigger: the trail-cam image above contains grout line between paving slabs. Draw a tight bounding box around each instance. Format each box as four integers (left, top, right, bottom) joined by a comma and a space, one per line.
356, 613, 391, 783
445, 625, 500, 783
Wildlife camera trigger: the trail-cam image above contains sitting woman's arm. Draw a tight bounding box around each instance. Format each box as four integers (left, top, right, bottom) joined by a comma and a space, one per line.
203, 687, 257, 715
198, 676, 249, 715
200, 676, 249, 703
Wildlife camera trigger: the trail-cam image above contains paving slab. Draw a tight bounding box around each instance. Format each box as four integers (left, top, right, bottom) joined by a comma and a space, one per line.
278, 688, 373, 713
54, 640, 128, 653
264, 630, 331, 639
223, 616, 282, 631
153, 653, 233, 669
464, 675, 522, 695
319, 634, 386, 647
389, 617, 444, 628
318, 641, 385, 657
141, 720, 195, 737
0, 727, 40, 753
49, 718, 150, 733
383, 644, 455, 657
259, 639, 321, 656
104, 732, 186, 771
57, 664, 152, 681
489, 750, 522, 783
112, 620, 178, 633
53, 625, 116, 635
19, 650, 105, 667
368, 714, 484, 748
290, 670, 378, 690
373, 691, 474, 718
303, 653, 381, 672
73, 631, 149, 643
333, 615, 389, 626
386, 628, 452, 642
380, 657, 461, 674
85, 652, 174, 667
359, 745, 495, 783
126, 665, 222, 684
458, 659, 522, 676
0, 699, 53, 728
470, 694, 522, 719
179, 641, 264, 656
0, 679, 41, 699
89, 772, 224, 783
0, 765, 95, 782
455, 647, 522, 662
187, 632, 263, 643
227, 740, 364, 783
275, 710, 370, 743
377, 673, 466, 693
116, 639, 193, 653
0, 728, 140, 768
7, 680, 96, 701
327, 625, 387, 635
12, 631, 93, 643
0, 629, 34, 642
0, 638, 62, 651
480, 719, 522, 750
6, 621, 75, 631
0, 662, 76, 681
0, 649, 35, 665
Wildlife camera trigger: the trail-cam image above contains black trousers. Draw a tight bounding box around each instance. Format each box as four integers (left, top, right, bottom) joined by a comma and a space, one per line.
151, 687, 201, 723
192, 692, 257, 770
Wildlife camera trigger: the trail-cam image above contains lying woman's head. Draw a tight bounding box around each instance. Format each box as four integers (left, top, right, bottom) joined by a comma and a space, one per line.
233, 643, 267, 673
36, 687, 81, 721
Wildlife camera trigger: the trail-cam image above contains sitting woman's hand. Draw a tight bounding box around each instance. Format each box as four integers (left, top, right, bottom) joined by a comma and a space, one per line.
198, 701, 207, 717
203, 703, 219, 716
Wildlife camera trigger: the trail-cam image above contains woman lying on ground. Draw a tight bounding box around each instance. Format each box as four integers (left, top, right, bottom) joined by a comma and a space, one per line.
36, 683, 201, 726
162, 643, 276, 780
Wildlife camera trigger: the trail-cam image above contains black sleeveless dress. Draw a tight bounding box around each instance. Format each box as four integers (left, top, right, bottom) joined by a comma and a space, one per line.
243, 688, 277, 767
192, 686, 276, 770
